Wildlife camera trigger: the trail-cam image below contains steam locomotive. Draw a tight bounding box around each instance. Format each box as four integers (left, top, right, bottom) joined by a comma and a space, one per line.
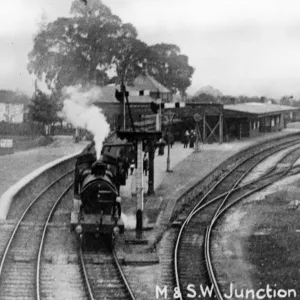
71, 137, 131, 250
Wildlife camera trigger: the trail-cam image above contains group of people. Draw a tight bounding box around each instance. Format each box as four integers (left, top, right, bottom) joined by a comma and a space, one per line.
183, 129, 196, 148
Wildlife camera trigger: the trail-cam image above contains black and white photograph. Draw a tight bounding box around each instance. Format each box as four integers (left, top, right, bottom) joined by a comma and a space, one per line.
1, 0, 300, 299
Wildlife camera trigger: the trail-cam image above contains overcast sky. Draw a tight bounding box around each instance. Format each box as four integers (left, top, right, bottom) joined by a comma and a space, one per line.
1, 0, 300, 99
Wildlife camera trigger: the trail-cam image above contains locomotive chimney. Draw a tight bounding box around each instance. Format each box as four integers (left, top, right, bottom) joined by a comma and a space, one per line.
92, 161, 106, 176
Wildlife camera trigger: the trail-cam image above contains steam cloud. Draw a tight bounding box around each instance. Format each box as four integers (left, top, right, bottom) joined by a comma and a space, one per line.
62, 85, 110, 158
121, 213, 136, 229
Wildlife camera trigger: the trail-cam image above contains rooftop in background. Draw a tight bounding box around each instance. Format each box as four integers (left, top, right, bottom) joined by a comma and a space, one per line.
0, 90, 31, 105
133, 74, 170, 94
224, 102, 300, 117
98, 85, 153, 103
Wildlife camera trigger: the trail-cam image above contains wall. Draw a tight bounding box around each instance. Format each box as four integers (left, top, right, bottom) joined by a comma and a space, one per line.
260, 114, 283, 132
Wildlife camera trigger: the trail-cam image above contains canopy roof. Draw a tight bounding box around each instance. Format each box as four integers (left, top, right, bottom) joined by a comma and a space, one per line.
224, 102, 300, 117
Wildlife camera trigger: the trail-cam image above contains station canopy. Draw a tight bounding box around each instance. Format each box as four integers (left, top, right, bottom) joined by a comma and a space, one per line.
224, 102, 300, 118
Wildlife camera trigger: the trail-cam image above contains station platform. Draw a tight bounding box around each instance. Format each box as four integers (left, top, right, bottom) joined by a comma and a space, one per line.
119, 128, 300, 242
0, 136, 88, 198
1, 129, 300, 233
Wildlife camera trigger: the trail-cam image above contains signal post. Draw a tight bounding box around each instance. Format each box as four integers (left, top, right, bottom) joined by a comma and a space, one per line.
116, 86, 162, 231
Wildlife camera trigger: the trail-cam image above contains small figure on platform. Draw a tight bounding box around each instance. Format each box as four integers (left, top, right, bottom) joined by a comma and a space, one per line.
189, 130, 195, 148
143, 153, 149, 176
170, 133, 174, 148
183, 130, 189, 148
165, 131, 174, 149
158, 138, 165, 156
130, 159, 135, 175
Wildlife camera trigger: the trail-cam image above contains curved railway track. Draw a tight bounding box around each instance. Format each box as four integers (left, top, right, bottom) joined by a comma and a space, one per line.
174, 138, 300, 300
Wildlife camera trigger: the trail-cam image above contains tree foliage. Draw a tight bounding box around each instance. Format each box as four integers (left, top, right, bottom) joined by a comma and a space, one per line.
189, 93, 219, 103
28, 90, 58, 129
147, 43, 194, 96
28, 0, 194, 95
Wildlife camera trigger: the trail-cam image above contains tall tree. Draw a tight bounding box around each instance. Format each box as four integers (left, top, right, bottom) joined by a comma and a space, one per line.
28, 0, 194, 94
147, 43, 194, 96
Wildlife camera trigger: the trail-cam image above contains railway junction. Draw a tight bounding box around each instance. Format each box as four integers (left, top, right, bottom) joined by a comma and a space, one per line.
1, 76, 300, 299
1, 127, 300, 299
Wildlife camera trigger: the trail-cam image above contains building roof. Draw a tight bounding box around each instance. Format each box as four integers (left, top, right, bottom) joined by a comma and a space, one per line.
0, 90, 30, 105
96, 85, 154, 103
133, 74, 170, 93
224, 102, 300, 117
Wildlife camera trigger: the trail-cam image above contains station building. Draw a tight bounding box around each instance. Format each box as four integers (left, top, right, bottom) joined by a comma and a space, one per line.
94, 74, 300, 143
223, 102, 299, 141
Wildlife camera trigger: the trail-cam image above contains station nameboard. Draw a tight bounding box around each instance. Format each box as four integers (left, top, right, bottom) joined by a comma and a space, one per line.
0, 139, 13, 148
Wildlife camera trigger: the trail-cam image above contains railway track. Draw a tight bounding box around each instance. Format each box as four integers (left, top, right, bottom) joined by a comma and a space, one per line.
79, 239, 135, 300
0, 170, 74, 299
173, 138, 300, 300
0, 169, 135, 300
152, 135, 300, 252
1, 135, 300, 300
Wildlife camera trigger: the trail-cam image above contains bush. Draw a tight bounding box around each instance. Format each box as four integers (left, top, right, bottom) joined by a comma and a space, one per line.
37, 136, 54, 146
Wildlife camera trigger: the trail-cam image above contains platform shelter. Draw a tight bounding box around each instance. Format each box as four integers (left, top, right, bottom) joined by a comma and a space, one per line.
224, 103, 300, 140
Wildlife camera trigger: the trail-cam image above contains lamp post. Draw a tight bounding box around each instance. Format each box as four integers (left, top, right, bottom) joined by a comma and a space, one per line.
164, 111, 175, 172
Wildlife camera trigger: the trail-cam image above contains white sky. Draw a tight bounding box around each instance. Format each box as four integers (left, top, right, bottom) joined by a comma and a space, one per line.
1, 0, 300, 99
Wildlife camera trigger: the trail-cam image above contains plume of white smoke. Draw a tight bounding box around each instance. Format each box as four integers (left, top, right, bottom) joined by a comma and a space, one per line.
62, 85, 110, 158
121, 213, 136, 229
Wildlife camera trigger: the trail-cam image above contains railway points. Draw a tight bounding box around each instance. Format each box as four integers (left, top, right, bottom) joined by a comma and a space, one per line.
114, 130, 300, 299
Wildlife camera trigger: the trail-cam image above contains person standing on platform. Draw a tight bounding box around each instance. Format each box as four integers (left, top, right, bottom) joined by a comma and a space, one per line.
158, 138, 165, 155
189, 130, 195, 148
143, 153, 149, 176
130, 159, 135, 175
183, 130, 189, 148
169, 132, 174, 149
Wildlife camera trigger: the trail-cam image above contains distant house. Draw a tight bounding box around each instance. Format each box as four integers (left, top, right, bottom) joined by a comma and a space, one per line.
0, 90, 30, 124
97, 74, 171, 104
133, 74, 172, 102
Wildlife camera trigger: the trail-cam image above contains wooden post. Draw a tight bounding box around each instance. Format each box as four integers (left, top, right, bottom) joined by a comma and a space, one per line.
147, 140, 155, 195
156, 114, 160, 131
219, 113, 223, 144
195, 123, 200, 152
136, 139, 143, 230
121, 83, 126, 130
165, 111, 174, 172
193, 113, 202, 152
203, 114, 206, 144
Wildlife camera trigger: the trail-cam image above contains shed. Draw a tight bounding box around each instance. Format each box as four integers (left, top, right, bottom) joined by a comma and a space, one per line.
224, 102, 300, 140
